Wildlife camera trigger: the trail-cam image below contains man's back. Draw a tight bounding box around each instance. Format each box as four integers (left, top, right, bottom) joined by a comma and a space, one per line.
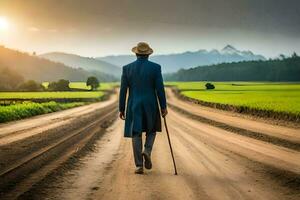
119, 56, 166, 138
124, 57, 161, 99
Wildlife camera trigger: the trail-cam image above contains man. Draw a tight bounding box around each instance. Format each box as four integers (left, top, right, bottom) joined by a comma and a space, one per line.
119, 42, 168, 174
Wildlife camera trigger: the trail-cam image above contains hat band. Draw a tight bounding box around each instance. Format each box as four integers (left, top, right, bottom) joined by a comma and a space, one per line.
137, 48, 149, 52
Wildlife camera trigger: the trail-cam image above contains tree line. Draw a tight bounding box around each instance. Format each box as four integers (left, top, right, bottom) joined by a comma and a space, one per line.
0, 67, 100, 92
164, 53, 300, 82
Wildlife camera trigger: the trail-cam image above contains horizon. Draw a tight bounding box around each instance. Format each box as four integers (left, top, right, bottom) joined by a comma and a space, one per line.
0, 0, 300, 58
0, 43, 292, 59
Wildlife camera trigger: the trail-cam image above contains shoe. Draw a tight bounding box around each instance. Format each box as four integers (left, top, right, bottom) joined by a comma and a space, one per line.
134, 167, 144, 174
142, 152, 152, 170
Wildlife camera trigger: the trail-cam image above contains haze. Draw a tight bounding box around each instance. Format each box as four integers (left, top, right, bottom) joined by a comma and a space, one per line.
0, 0, 299, 58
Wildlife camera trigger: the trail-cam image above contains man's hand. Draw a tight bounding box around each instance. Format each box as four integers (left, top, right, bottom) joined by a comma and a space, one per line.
119, 112, 125, 120
161, 108, 168, 118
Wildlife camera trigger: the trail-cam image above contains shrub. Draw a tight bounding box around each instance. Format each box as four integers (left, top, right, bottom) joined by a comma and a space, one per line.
205, 83, 215, 90
18, 80, 44, 91
48, 79, 70, 91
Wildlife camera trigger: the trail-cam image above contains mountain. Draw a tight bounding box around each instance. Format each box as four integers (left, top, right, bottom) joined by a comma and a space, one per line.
97, 45, 266, 73
0, 45, 116, 82
40, 52, 121, 77
165, 55, 300, 82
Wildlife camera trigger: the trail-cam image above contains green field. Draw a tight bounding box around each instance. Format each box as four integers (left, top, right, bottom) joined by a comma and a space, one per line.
42, 82, 118, 90
0, 82, 118, 123
0, 91, 104, 99
0, 82, 118, 99
166, 82, 300, 116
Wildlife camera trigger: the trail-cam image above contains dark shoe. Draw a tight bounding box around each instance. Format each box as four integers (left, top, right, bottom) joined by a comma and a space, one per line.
134, 167, 144, 174
142, 152, 152, 170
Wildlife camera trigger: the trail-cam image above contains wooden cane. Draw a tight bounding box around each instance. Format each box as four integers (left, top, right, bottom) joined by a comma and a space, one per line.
163, 116, 178, 175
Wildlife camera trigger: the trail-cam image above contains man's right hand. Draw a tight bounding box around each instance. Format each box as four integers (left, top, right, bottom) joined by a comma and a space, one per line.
161, 108, 168, 118
119, 112, 125, 120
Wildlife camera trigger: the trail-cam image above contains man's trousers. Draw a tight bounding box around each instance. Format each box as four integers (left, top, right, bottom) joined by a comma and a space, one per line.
132, 132, 156, 167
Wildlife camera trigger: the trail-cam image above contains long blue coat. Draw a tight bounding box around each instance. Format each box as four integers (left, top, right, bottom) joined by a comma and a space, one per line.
119, 57, 167, 138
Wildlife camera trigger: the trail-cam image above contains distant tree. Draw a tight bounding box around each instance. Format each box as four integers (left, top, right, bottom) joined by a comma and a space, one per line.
292, 52, 298, 58
86, 76, 100, 90
279, 54, 286, 60
18, 80, 44, 91
205, 83, 215, 90
48, 79, 70, 91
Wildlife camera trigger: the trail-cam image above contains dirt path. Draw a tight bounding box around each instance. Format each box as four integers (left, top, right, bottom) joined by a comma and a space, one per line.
25, 108, 299, 200
1, 90, 299, 199
91, 109, 299, 200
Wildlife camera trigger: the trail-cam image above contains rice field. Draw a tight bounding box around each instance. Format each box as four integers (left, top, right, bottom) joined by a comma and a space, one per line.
0, 82, 118, 99
42, 82, 118, 90
0, 91, 104, 99
166, 82, 300, 116
0, 82, 118, 123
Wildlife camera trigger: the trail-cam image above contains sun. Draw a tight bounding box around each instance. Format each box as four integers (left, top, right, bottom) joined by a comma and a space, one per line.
0, 16, 9, 31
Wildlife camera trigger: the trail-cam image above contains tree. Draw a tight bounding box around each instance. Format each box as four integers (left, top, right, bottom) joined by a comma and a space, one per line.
279, 54, 286, 60
48, 79, 70, 91
205, 83, 215, 90
86, 76, 100, 91
292, 52, 298, 58
18, 80, 44, 91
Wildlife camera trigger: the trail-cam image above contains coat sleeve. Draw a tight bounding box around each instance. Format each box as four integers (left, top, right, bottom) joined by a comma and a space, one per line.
155, 65, 167, 110
119, 67, 128, 112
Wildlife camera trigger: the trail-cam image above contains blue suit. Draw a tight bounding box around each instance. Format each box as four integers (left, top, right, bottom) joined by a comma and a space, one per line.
119, 57, 167, 138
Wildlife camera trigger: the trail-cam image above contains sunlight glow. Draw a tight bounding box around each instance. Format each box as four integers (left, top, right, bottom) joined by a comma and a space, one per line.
0, 16, 9, 31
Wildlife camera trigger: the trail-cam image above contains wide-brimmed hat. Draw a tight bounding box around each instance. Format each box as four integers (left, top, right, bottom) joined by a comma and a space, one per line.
132, 42, 153, 55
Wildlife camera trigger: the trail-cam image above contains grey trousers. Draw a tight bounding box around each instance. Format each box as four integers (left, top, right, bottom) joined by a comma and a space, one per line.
132, 132, 156, 167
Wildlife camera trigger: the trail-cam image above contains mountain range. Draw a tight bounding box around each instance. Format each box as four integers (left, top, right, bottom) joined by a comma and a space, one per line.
39, 52, 121, 77
0, 45, 267, 84
98, 45, 266, 73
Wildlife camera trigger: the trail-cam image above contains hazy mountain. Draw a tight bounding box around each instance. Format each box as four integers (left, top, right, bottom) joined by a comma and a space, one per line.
98, 45, 266, 73
40, 52, 121, 77
0, 46, 116, 82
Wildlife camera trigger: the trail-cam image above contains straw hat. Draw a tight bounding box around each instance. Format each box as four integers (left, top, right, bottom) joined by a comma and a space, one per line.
132, 42, 153, 55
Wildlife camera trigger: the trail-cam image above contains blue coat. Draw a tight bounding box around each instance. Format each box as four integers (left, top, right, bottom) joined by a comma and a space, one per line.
119, 57, 167, 138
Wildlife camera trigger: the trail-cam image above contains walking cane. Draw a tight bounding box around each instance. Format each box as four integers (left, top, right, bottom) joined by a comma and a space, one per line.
163, 116, 178, 175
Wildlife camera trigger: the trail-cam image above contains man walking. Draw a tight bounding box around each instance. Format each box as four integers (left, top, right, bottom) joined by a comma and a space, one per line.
119, 42, 168, 174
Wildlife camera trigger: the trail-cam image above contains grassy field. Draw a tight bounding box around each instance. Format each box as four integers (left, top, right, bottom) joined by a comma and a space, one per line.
0, 91, 105, 99
42, 82, 118, 90
0, 82, 118, 123
0, 101, 86, 123
166, 82, 300, 116
0, 82, 118, 99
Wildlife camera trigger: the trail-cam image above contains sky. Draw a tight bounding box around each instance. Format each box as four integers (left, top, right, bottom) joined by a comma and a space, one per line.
0, 0, 300, 58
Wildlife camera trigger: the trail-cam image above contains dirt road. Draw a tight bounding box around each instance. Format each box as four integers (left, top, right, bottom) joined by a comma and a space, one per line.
0, 89, 299, 199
